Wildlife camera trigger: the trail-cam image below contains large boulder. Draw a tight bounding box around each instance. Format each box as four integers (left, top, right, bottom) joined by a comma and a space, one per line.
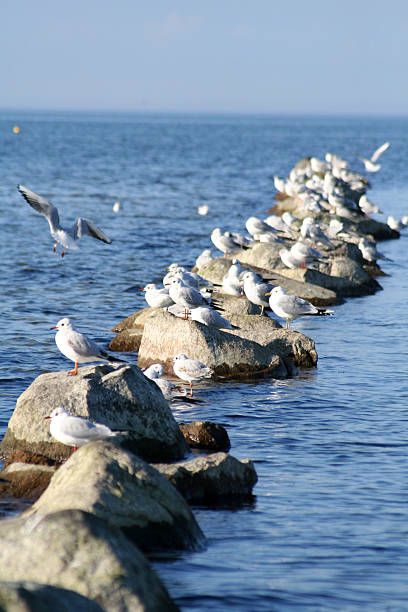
155, 452, 257, 503
0, 510, 178, 611
0, 581, 104, 612
224, 315, 317, 368
0, 364, 188, 463
137, 310, 289, 379
24, 440, 205, 552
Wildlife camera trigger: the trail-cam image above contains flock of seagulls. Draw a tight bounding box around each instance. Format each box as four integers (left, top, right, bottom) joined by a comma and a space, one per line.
17, 140, 400, 450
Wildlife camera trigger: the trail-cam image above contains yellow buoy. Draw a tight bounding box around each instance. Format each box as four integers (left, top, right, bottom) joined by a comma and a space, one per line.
12, 125, 20, 134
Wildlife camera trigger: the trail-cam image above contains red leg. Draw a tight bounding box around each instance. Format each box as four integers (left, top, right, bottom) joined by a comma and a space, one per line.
53, 243, 57, 252
61, 248, 65, 257
68, 362, 78, 376
73, 446, 78, 452
189, 382, 193, 397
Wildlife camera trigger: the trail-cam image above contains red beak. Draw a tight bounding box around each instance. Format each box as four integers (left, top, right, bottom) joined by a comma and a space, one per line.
50, 326, 57, 329
44, 416, 51, 419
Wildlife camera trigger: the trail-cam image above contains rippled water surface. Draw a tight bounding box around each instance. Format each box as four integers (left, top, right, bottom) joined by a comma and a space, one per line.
1, 111, 408, 610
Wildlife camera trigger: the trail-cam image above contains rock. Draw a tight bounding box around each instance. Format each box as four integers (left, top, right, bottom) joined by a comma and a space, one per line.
111, 306, 160, 333
266, 329, 317, 368
0, 463, 56, 499
279, 258, 381, 297
179, 421, 231, 451
210, 291, 261, 316
109, 307, 161, 352
24, 440, 206, 552
232, 242, 282, 271
137, 310, 289, 379
155, 452, 257, 503
0, 364, 188, 463
0, 581, 104, 612
356, 217, 400, 241
0, 510, 178, 611
108, 327, 144, 351
225, 315, 317, 368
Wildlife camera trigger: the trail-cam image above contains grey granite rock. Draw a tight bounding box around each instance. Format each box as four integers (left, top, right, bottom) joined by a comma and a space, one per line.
24, 440, 206, 552
0, 510, 178, 611
0, 364, 188, 463
154, 452, 257, 503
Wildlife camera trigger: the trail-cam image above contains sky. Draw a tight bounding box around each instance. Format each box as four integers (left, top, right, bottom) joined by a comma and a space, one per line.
2, 0, 408, 115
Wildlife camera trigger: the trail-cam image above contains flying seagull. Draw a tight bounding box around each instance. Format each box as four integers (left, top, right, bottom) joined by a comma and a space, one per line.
17, 185, 112, 256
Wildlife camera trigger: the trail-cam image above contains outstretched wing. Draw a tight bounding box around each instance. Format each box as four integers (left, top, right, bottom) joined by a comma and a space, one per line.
371, 141, 390, 163
73, 218, 112, 244
18, 185, 60, 232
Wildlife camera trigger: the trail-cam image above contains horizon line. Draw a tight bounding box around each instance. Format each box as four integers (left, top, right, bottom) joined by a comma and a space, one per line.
0, 106, 407, 120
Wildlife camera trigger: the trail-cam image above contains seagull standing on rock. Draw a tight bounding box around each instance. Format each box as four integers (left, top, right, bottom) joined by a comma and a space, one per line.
142, 284, 174, 309
51, 317, 125, 376
266, 287, 334, 330
17, 185, 112, 257
45, 406, 126, 451
242, 272, 272, 315
173, 354, 213, 397
168, 277, 210, 319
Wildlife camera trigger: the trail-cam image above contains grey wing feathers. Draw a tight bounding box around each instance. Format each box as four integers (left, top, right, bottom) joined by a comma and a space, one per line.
67, 331, 104, 359
17, 185, 60, 231
74, 218, 112, 243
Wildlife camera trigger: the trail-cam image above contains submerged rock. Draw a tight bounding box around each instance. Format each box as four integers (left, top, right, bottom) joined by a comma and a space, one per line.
155, 452, 257, 503
179, 421, 231, 451
0, 510, 178, 611
24, 440, 205, 552
0, 364, 188, 463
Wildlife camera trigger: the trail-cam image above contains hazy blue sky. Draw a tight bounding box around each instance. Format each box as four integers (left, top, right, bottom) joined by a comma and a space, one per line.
3, 0, 408, 114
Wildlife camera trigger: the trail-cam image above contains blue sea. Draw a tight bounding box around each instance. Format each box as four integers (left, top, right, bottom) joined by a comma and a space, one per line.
1, 110, 408, 610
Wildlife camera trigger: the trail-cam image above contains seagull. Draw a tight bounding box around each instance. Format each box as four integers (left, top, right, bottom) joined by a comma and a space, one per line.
197, 204, 209, 215
300, 217, 333, 248
279, 248, 304, 269
222, 259, 243, 296
142, 284, 174, 309
45, 406, 126, 451
51, 317, 124, 376
358, 194, 382, 215
358, 238, 392, 263
242, 272, 272, 315
387, 215, 405, 231
17, 185, 112, 257
195, 249, 213, 269
266, 286, 334, 329
354, 142, 390, 173
211, 228, 242, 256
190, 306, 236, 329
168, 277, 209, 319
173, 353, 213, 397
290, 242, 326, 267
143, 363, 186, 400
245, 216, 272, 237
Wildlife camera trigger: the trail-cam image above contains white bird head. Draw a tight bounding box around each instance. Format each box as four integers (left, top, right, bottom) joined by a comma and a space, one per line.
142, 283, 157, 292
46, 406, 69, 419
51, 317, 73, 331
144, 363, 165, 378
173, 353, 188, 363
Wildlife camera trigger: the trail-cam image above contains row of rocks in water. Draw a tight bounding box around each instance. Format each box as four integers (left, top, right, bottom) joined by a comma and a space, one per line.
0, 364, 257, 610
0, 153, 399, 610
